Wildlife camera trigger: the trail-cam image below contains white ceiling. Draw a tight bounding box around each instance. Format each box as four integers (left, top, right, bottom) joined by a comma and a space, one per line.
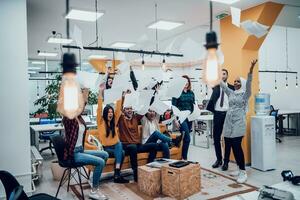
27, 0, 300, 64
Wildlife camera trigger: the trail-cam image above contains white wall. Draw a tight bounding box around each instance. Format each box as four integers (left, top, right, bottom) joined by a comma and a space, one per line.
259, 25, 300, 110
0, 0, 32, 195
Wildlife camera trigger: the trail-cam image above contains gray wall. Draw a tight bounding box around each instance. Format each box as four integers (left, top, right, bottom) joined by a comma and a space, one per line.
0, 0, 32, 195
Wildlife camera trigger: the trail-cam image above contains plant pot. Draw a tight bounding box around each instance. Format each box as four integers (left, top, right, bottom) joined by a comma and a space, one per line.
51, 160, 68, 181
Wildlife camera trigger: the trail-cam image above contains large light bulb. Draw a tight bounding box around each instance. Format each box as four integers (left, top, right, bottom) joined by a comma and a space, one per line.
203, 48, 222, 87
141, 60, 145, 71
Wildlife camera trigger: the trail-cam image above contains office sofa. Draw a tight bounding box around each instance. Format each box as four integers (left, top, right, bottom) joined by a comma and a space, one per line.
84, 124, 182, 173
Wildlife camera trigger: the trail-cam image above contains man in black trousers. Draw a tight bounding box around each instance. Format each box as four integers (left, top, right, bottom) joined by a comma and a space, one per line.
207, 69, 234, 171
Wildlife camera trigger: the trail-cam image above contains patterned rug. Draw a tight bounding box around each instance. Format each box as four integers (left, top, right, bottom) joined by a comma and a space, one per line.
70, 168, 258, 200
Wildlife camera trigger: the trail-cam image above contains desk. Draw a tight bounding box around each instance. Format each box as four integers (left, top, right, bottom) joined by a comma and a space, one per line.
278, 110, 300, 136
192, 112, 214, 148
29, 118, 62, 125
30, 122, 97, 149
224, 181, 300, 200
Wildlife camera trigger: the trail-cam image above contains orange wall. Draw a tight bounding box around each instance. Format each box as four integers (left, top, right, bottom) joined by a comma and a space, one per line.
220, 2, 283, 164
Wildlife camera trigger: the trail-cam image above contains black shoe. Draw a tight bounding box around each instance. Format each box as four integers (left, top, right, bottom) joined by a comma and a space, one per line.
212, 160, 222, 168
222, 162, 228, 171
114, 175, 130, 184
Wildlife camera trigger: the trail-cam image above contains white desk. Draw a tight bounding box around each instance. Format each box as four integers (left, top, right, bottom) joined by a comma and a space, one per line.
192, 112, 214, 148
224, 182, 300, 200
30, 122, 97, 149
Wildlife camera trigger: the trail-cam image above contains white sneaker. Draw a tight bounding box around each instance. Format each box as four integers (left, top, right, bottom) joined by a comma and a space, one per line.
229, 170, 240, 177
237, 170, 247, 184
89, 189, 108, 200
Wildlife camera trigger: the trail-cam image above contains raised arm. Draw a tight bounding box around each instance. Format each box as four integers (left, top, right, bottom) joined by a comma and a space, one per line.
96, 93, 103, 127
130, 66, 138, 91
220, 81, 233, 97
115, 98, 123, 123
243, 59, 257, 100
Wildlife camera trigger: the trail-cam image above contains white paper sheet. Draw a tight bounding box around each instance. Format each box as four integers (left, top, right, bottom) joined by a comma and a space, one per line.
230, 7, 241, 27
149, 97, 170, 115
116, 61, 130, 74
161, 116, 176, 125
123, 91, 139, 109
165, 76, 187, 98
135, 90, 154, 115
72, 25, 83, 49
188, 104, 201, 121
104, 87, 122, 105
112, 72, 131, 92
77, 71, 99, 90
172, 106, 191, 123
241, 20, 269, 38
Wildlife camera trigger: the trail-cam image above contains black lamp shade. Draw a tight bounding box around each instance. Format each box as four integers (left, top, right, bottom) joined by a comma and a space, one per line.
61, 53, 78, 74
204, 31, 219, 49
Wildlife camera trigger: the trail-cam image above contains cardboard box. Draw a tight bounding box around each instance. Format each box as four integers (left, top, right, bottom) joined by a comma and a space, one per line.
138, 165, 161, 196
161, 163, 201, 200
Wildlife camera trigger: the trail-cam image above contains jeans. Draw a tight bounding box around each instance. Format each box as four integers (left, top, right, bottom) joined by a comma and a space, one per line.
74, 146, 109, 188
224, 136, 245, 170
179, 120, 192, 160
213, 111, 227, 161
146, 131, 171, 159
103, 141, 124, 166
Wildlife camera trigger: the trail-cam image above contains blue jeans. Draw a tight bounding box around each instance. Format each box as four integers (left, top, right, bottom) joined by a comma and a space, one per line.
179, 120, 192, 160
74, 146, 109, 188
146, 131, 171, 159
103, 141, 124, 166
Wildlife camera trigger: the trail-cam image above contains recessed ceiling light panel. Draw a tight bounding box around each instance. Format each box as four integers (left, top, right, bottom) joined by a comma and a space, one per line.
28, 67, 41, 70
211, 0, 240, 5
111, 42, 136, 48
38, 52, 58, 57
148, 20, 184, 30
88, 55, 107, 59
65, 9, 104, 22
31, 61, 45, 65
47, 37, 73, 44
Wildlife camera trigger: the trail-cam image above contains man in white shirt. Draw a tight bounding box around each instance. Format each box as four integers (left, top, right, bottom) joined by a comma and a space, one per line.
207, 69, 234, 171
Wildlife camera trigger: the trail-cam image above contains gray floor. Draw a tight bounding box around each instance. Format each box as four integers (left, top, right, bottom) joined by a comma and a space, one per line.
34, 135, 300, 199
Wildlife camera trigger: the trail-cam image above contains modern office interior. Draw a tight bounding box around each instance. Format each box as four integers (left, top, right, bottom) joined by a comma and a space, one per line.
1, 0, 300, 199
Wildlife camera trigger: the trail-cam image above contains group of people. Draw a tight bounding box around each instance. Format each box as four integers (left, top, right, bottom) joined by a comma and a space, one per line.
60, 52, 257, 200
207, 59, 257, 184
60, 53, 195, 200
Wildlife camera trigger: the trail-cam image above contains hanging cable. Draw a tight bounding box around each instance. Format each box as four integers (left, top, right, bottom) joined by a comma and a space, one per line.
210, 0, 213, 32
88, 0, 99, 46
285, 27, 289, 89
274, 72, 278, 92
155, 3, 159, 52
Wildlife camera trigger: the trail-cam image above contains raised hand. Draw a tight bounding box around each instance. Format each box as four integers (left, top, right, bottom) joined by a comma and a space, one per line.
250, 59, 258, 74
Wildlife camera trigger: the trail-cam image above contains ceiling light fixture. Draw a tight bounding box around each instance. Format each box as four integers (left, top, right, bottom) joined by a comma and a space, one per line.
88, 55, 107, 59
162, 57, 166, 71
296, 74, 298, 88
111, 42, 136, 48
47, 37, 73, 44
31, 61, 45, 65
37, 51, 58, 57
148, 20, 184, 30
211, 0, 240, 5
28, 67, 41, 70
65, 9, 104, 22
28, 71, 37, 74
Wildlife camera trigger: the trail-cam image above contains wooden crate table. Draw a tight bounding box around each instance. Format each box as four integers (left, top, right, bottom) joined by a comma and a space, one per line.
138, 165, 161, 197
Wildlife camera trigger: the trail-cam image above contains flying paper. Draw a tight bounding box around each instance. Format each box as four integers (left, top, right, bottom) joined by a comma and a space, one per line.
123, 91, 139, 109
230, 7, 241, 27
161, 116, 176, 125
165, 76, 187, 98
149, 97, 170, 115
72, 25, 83, 49
77, 71, 99, 90
172, 105, 191, 123
104, 87, 122, 105
95, 73, 108, 89
241, 20, 269, 38
116, 61, 130, 74
135, 90, 154, 115
112, 72, 131, 92
188, 104, 201, 121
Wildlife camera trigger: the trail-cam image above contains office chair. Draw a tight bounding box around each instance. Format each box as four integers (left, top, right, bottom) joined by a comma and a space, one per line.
0, 170, 59, 200
50, 135, 89, 200
270, 109, 282, 143
39, 118, 60, 155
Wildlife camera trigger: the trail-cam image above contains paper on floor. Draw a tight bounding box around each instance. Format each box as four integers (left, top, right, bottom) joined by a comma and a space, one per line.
230, 7, 241, 27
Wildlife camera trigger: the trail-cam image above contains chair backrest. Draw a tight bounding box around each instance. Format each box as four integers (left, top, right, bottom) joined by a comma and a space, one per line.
0, 171, 28, 200
50, 135, 66, 162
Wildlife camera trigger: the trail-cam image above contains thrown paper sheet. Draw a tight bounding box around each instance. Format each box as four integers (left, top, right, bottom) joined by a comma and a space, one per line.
172, 105, 191, 123
112, 72, 132, 92
149, 97, 170, 115
161, 116, 176, 125
123, 91, 139, 109
116, 61, 130, 74
165, 76, 187, 98
77, 71, 99, 90
135, 90, 154, 115
230, 7, 241, 27
188, 104, 201, 121
71, 25, 83, 49
241, 20, 269, 38
104, 87, 122, 105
